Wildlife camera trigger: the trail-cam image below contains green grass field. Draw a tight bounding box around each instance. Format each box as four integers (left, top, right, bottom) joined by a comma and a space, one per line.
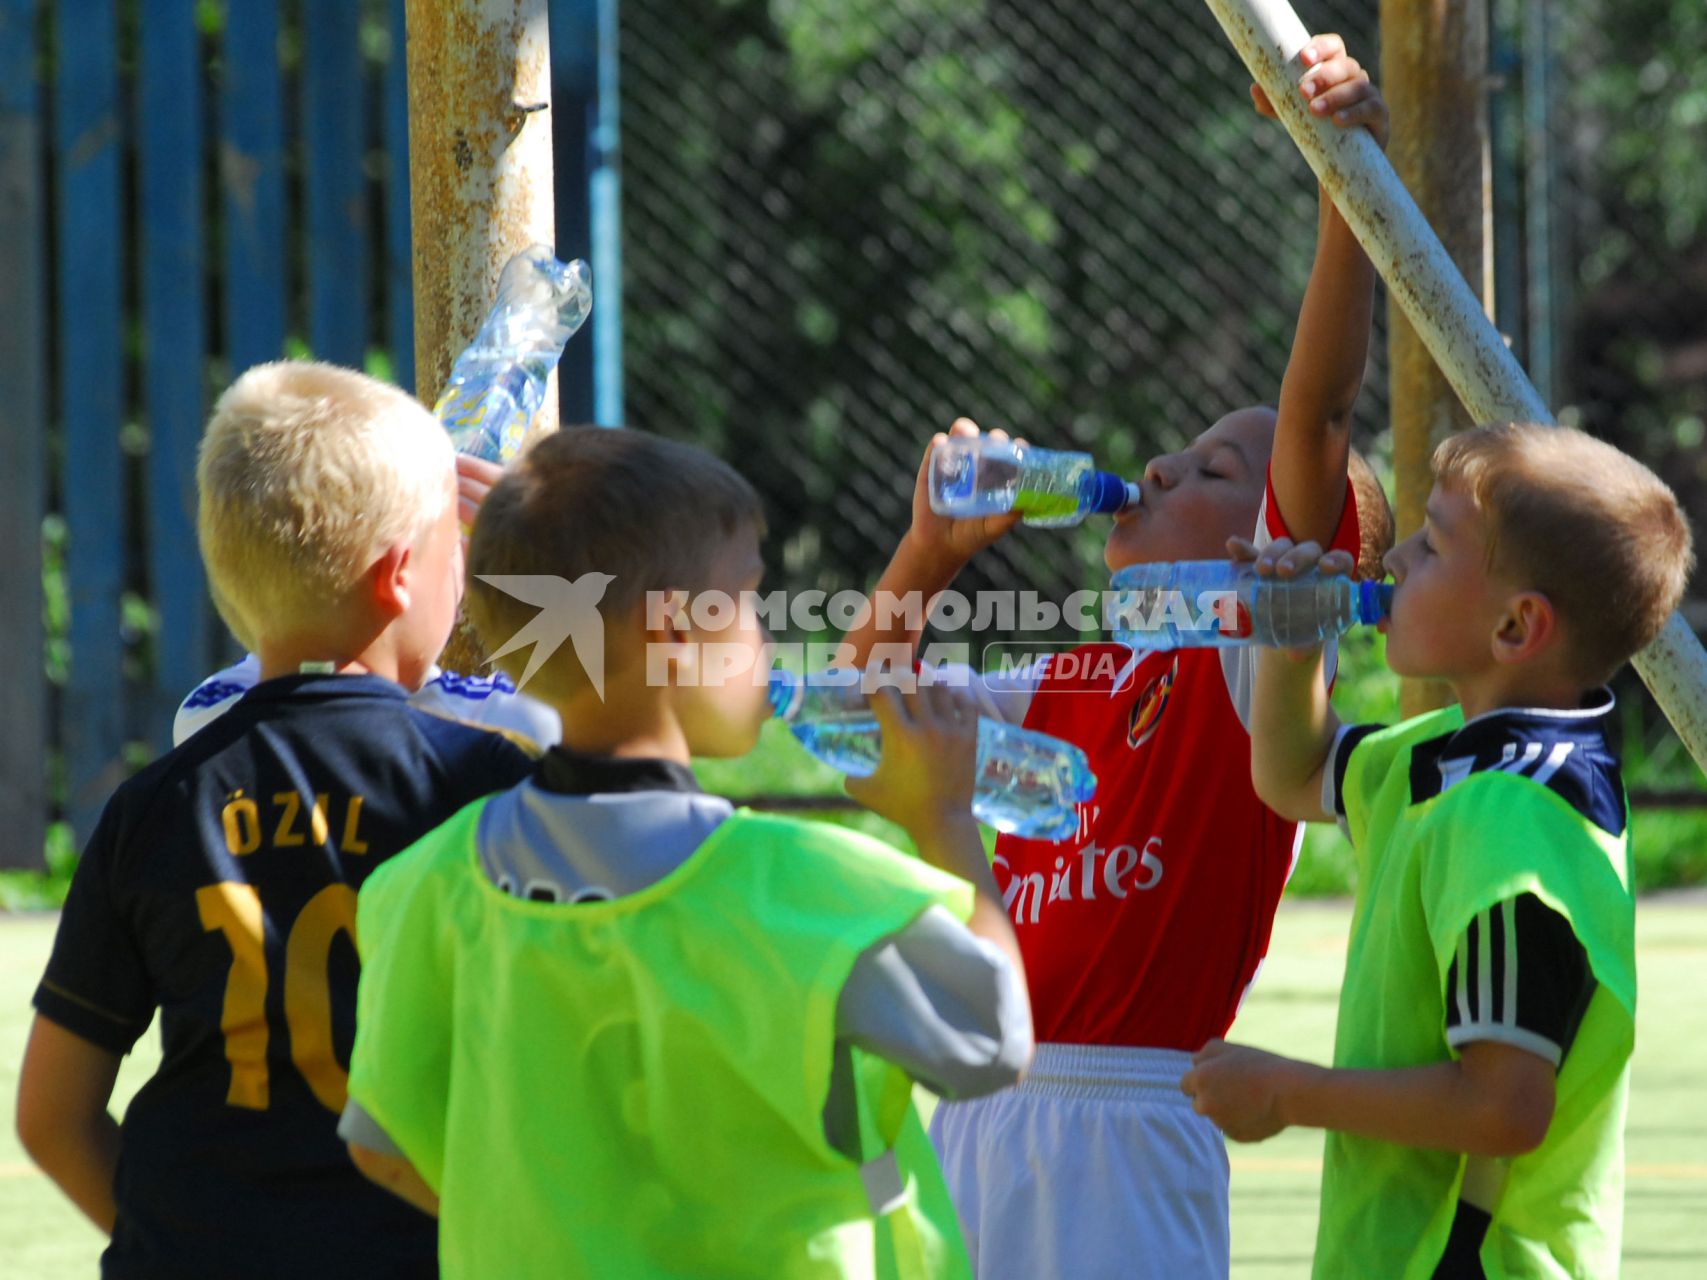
2, 899, 1702, 1276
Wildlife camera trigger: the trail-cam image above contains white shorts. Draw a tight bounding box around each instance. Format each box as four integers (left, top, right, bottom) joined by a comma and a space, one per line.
930, 1044, 1230, 1280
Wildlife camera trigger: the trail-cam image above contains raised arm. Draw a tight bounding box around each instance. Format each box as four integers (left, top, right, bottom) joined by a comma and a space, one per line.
841, 420, 1021, 670
1239, 538, 1346, 822
1262, 35, 1387, 545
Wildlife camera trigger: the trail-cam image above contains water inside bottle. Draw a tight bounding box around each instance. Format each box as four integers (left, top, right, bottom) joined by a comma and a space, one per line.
791, 716, 1090, 842
1109, 563, 1367, 650
1012, 460, 1088, 524
790, 716, 883, 778
930, 442, 1088, 523
931, 443, 1021, 517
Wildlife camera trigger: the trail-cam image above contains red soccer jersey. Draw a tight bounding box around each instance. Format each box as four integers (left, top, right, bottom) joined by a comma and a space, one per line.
990, 477, 1361, 1049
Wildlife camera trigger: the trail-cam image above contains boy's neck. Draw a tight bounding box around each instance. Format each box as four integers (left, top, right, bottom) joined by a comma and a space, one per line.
551, 685, 694, 767
255, 630, 419, 688
1451, 667, 1593, 724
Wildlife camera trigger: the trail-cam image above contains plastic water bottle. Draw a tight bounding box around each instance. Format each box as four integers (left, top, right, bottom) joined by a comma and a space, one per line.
435, 246, 594, 463
1107, 561, 1392, 651
929, 438, 1140, 528
767, 670, 1097, 843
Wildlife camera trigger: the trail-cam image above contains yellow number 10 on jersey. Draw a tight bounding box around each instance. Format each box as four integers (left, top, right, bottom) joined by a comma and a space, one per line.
195, 882, 358, 1114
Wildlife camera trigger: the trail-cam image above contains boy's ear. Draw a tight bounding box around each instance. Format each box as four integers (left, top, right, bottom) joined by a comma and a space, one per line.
1491, 591, 1559, 667
368, 542, 412, 620
636, 586, 697, 683
639, 586, 692, 646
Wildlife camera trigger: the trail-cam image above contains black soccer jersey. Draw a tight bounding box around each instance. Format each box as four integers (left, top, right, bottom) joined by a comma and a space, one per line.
34, 674, 536, 1279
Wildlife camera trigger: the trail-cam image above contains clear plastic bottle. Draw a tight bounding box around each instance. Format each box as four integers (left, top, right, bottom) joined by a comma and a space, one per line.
767, 670, 1097, 843
928, 438, 1140, 528
1107, 561, 1392, 651
434, 246, 594, 463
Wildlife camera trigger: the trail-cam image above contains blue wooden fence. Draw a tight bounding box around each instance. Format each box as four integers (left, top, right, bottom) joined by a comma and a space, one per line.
0, 0, 620, 863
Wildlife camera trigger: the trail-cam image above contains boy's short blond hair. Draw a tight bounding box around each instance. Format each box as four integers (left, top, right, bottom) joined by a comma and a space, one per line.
197, 361, 454, 644
1434, 422, 1693, 685
467, 427, 763, 691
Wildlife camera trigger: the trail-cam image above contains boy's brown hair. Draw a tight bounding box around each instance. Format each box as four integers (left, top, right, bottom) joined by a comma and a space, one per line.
1348, 448, 1394, 582
1433, 422, 1693, 685
466, 427, 765, 685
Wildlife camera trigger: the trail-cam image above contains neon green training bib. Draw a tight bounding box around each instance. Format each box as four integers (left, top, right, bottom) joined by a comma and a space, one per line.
349, 803, 976, 1279
1317, 708, 1636, 1279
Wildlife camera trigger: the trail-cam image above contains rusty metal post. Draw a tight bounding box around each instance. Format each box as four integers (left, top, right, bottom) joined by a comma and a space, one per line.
1382, 0, 1490, 718
1205, 0, 1707, 777
405, 0, 555, 674
405, 0, 556, 409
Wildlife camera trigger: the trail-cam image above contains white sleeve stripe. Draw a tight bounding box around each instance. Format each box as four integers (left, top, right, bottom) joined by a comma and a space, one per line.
1455, 929, 1474, 1027
1502, 898, 1519, 1030
1476, 909, 1494, 1027
1530, 740, 1577, 786
1445, 1022, 1564, 1067
1253, 493, 1273, 550
1496, 742, 1544, 773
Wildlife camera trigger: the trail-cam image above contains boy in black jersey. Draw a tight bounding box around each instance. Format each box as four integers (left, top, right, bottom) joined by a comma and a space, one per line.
17, 362, 536, 1278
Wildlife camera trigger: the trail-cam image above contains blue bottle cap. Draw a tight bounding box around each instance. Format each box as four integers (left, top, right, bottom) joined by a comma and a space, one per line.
1085, 471, 1139, 515
1357, 580, 1394, 624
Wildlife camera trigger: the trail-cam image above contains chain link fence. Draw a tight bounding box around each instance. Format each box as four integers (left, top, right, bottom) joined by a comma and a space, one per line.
618, 0, 1387, 637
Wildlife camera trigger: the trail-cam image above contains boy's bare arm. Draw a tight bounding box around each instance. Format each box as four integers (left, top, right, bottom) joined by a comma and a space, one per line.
1252, 644, 1339, 824
1182, 1039, 1556, 1159
844, 685, 1028, 1003
348, 1142, 441, 1218
15, 1016, 123, 1235
1239, 538, 1345, 822
841, 420, 1021, 670
1263, 35, 1387, 546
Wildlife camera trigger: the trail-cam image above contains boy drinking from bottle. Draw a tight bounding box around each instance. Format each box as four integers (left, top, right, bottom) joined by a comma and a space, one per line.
1182, 423, 1692, 1277
341, 427, 1034, 1278
838, 34, 1391, 1279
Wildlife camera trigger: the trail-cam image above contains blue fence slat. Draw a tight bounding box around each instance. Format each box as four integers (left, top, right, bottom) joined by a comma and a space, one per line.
589, 0, 622, 426
221, 0, 286, 376
55, 0, 126, 840
139, 0, 210, 748
0, 0, 47, 866
385, 0, 414, 393
550, 0, 598, 424
303, 0, 366, 367
547, 0, 622, 425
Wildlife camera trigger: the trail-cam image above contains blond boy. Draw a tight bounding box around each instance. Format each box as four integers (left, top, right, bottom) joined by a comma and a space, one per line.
1183, 424, 1693, 1277
17, 362, 535, 1278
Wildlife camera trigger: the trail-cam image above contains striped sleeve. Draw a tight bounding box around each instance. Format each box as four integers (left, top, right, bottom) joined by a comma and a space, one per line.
1443, 894, 1596, 1067
1320, 721, 1384, 839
